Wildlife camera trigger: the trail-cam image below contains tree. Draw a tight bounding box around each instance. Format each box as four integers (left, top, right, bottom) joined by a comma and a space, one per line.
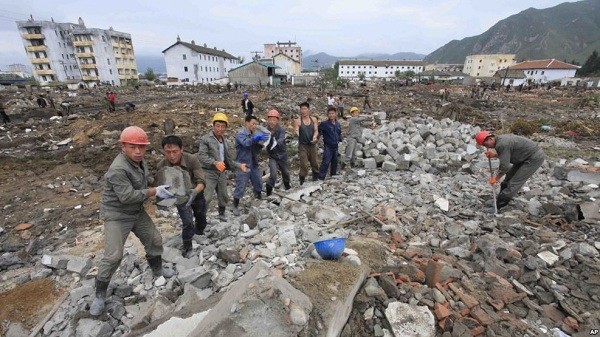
144, 68, 156, 81
358, 71, 366, 81
578, 50, 600, 76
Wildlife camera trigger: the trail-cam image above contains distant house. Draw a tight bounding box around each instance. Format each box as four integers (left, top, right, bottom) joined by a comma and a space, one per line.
273, 53, 301, 77
0, 73, 28, 86
162, 36, 241, 84
509, 59, 579, 84
228, 61, 282, 87
560, 77, 600, 88
493, 69, 527, 86
338, 60, 425, 81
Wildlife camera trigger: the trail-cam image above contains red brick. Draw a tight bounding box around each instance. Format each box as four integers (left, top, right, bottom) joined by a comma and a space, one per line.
391, 231, 404, 243
486, 298, 504, 311
470, 306, 494, 326
434, 303, 451, 320
425, 259, 443, 287
438, 316, 454, 331
471, 325, 485, 336
412, 269, 426, 283
239, 246, 249, 260
563, 316, 579, 331
488, 283, 525, 304
448, 282, 479, 308
396, 274, 410, 283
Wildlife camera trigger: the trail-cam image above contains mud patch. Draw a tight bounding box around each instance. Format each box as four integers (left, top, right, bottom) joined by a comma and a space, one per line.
347, 238, 389, 271
0, 278, 64, 334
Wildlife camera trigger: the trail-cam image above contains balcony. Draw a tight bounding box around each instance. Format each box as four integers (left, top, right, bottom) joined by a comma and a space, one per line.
73, 40, 93, 47
31, 58, 50, 64
35, 69, 55, 75
75, 52, 94, 58
22, 33, 44, 40
79, 63, 97, 69
26, 45, 46, 52
82, 75, 99, 81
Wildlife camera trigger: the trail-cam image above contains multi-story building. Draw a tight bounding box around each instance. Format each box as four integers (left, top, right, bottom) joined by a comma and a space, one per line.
463, 54, 516, 77
263, 41, 302, 67
338, 60, 425, 81
16, 17, 138, 86
162, 37, 241, 84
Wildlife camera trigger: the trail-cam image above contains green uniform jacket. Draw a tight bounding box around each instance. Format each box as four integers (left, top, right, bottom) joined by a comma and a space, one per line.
198, 131, 240, 171
101, 152, 151, 220
495, 134, 543, 175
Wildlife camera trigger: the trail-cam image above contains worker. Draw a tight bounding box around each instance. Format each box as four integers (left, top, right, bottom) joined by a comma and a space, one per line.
342, 107, 373, 169
317, 107, 342, 180
241, 92, 254, 118
326, 93, 335, 110
337, 96, 345, 119
265, 109, 291, 196
232, 115, 268, 215
90, 126, 176, 316
0, 95, 10, 125
475, 131, 546, 213
107, 91, 116, 112
198, 112, 248, 222
156, 135, 206, 256
363, 90, 372, 110
293, 102, 319, 185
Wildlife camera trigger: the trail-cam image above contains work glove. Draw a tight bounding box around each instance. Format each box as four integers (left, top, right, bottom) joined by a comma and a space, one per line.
488, 177, 499, 185
156, 185, 175, 199
252, 133, 269, 142
185, 189, 198, 207
215, 161, 226, 172
485, 150, 498, 158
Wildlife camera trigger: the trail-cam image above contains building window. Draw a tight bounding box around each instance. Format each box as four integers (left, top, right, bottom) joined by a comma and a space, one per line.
184, 66, 188, 72
107, 58, 110, 65
183, 54, 186, 60
541, 71, 545, 75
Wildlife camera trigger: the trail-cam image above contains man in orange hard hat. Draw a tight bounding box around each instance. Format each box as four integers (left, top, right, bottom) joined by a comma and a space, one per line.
475, 131, 545, 212
265, 109, 291, 196
90, 126, 176, 316
198, 113, 248, 222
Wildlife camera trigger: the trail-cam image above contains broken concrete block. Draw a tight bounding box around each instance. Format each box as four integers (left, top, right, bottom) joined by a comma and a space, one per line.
435, 198, 449, 212
382, 161, 397, 172
537, 251, 560, 267
178, 267, 212, 289
75, 319, 113, 337
363, 158, 377, 169
188, 261, 312, 337
384, 302, 435, 337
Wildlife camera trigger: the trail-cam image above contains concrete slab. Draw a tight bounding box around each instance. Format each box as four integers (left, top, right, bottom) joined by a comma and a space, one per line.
187, 261, 312, 337
144, 310, 210, 337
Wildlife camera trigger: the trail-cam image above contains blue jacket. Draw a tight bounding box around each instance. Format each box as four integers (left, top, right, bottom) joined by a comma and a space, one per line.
267, 124, 288, 160
318, 119, 342, 147
235, 126, 263, 168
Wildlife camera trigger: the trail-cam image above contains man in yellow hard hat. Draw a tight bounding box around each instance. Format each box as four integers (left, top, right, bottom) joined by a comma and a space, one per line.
90, 126, 176, 316
198, 113, 248, 222
342, 107, 374, 169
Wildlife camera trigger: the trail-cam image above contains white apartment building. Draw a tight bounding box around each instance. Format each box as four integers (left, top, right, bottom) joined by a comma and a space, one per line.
162, 37, 240, 84
338, 60, 425, 81
16, 17, 138, 86
463, 54, 516, 77
263, 41, 302, 67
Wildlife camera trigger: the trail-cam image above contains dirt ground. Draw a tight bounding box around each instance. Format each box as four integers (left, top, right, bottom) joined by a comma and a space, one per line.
0, 84, 599, 333
0, 279, 64, 332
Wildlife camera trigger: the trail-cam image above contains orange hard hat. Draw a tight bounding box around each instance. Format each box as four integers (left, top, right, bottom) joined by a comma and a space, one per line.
119, 126, 150, 145
475, 130, 492, 145
267, 109, 280, 119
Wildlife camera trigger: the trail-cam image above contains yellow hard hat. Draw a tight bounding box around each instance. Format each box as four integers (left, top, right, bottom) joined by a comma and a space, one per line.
350, 107, 360, 113
212, 112, 229, 125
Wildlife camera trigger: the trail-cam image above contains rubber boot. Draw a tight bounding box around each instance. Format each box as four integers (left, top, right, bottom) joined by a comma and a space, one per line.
182, 240, 192, 257
90, 279, 109, 316
217, 206, 227, 222
194, 220, 206, 235
147, 255, 174, 278
232, 198, 240, 216
299, 175, 305, 186
312, 172, 318, 181
254, 192, 262, 200
266, 185, 273, 197
284, 181, 291, 190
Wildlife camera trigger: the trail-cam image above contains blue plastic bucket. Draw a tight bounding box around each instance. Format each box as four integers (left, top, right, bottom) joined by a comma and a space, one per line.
313, 237, 346, 260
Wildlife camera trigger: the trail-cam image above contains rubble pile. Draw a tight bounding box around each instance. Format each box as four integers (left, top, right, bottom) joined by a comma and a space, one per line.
0, 85, 599, 337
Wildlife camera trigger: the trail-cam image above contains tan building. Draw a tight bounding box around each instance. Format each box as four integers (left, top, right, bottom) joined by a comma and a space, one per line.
263, 41, 302, 67
463, 54, 516, 77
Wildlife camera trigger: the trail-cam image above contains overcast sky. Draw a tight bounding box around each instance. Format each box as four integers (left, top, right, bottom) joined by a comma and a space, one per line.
0, 0, 577, 68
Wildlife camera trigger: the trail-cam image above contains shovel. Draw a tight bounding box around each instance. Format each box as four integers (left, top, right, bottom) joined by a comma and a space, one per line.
487, 157, 498, 215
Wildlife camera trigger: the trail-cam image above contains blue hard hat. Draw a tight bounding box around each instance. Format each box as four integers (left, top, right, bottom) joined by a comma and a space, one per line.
243, 92, 248, 97
313, 237, 346, 260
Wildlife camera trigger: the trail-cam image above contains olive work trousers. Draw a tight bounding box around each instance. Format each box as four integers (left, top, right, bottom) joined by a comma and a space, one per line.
97, 210, 163, 282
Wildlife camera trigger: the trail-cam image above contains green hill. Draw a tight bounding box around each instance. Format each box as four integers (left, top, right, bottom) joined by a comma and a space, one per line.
425, 0, 600, 64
